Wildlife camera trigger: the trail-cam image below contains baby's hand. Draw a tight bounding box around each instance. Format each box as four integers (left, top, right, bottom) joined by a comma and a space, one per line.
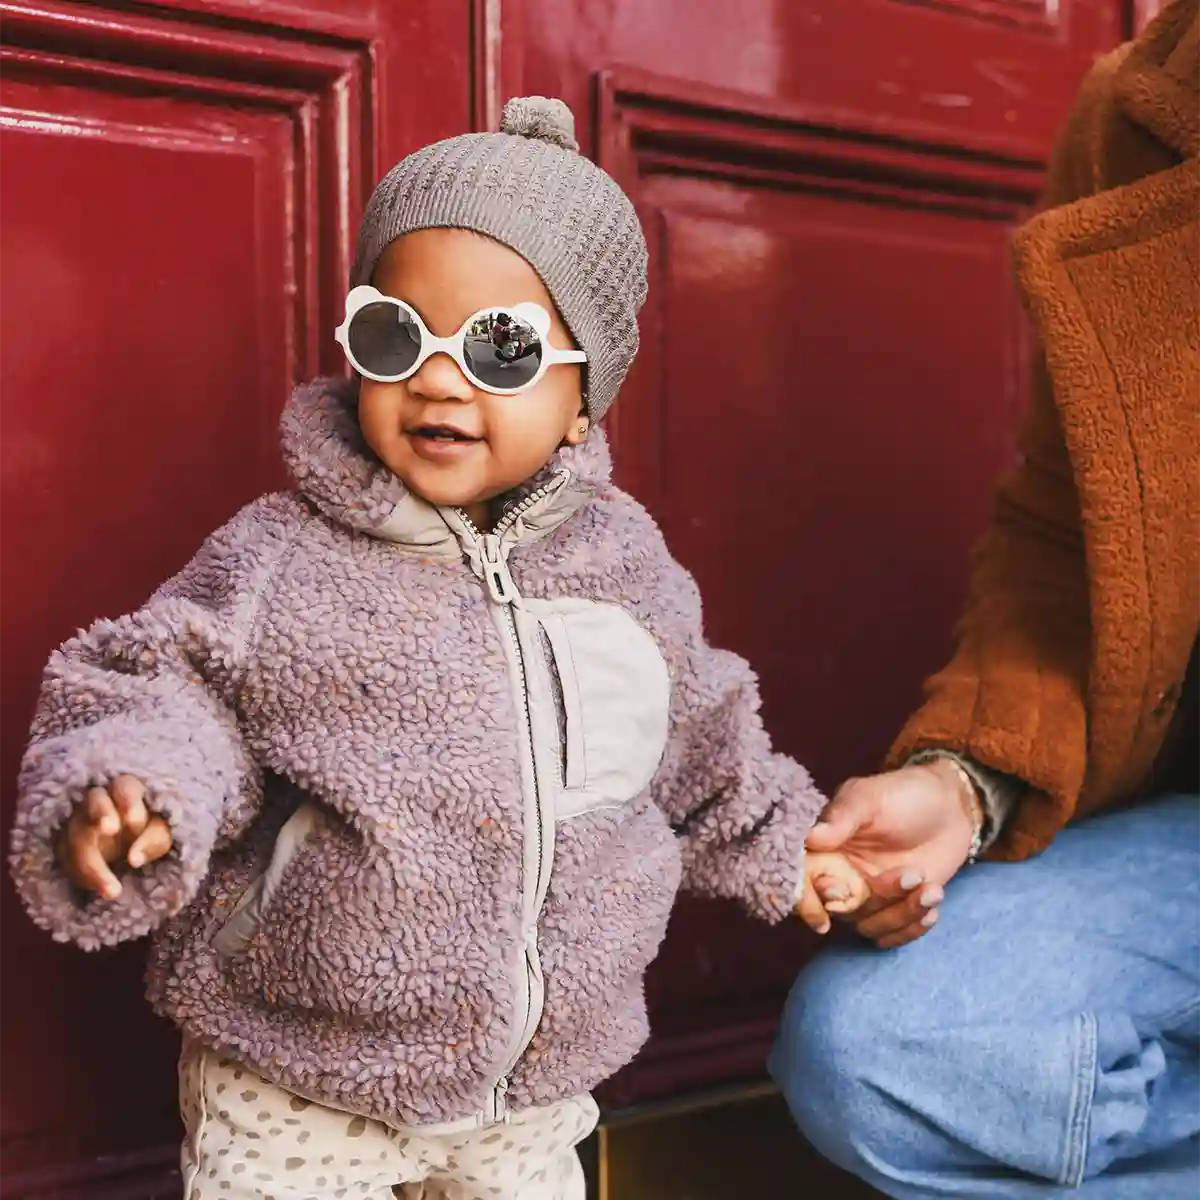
794, 851, 871, 934
56, 775, 172, 900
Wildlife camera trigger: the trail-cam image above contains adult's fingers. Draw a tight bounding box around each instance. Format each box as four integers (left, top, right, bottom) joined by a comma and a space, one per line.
127, 817, 172, 869
793, 877, 832, 936
864, 864, 928, 904
854, 882, 942, 942
876, 909, 939, 950
85, 787, 121, 837
110, 775, 149, 835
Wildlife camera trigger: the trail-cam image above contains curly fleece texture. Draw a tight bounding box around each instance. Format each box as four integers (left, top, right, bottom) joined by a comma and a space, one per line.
889, 1, 1199, 859
10, 378, 823, 1129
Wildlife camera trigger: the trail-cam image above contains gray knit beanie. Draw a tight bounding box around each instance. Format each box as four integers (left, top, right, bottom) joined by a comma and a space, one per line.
350, 97, 648, 423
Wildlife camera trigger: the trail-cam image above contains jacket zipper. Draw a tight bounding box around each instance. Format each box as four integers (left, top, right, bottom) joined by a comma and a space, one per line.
455, 480, 561, 1122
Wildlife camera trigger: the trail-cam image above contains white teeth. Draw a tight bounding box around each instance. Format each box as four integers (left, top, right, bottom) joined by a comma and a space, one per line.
415, 428, 473, 442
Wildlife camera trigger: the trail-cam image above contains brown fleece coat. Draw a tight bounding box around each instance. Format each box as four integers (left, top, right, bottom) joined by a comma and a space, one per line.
891, 0, 1200, 859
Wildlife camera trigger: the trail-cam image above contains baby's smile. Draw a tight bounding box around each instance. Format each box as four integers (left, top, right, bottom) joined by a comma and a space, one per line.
405, 421, 485, 462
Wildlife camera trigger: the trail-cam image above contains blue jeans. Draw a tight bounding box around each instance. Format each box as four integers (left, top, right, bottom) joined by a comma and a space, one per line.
770, 793, 1200, 1196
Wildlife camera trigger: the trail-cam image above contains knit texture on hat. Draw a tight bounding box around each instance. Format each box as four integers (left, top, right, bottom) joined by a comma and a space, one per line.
350, 97, 648, 423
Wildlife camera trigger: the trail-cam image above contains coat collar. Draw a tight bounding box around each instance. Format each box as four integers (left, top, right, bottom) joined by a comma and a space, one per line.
1008, 3, 1200, 801
279, 377, 611, 559
1113, 0, 1198, 161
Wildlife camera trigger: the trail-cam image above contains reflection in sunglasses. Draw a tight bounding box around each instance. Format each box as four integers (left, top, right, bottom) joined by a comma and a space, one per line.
337, 288, 583, 393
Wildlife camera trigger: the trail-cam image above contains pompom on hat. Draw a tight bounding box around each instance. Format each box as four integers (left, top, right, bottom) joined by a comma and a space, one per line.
351, 96, 648, 423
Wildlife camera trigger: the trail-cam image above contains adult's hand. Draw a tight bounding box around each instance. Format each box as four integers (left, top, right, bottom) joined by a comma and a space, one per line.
807, 759, 979, 949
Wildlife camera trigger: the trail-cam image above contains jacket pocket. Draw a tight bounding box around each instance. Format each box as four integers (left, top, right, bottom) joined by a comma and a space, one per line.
212, 801, 324, 959
524, 599, 671, 820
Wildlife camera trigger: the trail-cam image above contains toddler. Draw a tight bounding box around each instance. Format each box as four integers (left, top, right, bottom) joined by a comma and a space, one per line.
11, 97, 865, 1200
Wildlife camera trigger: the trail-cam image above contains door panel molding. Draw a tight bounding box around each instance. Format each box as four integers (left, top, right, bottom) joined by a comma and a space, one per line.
0, 0, 373, 380
883, 0, 1060, 32
470, 0, 503, 132
594, 65, 1041, 504
596, 66, 1046, 213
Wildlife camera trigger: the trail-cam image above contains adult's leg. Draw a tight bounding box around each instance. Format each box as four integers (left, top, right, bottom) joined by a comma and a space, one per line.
769, 793, 1200, 1198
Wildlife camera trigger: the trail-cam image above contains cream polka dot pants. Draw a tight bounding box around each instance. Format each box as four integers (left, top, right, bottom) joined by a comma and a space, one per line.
180, 1043, 597, 1200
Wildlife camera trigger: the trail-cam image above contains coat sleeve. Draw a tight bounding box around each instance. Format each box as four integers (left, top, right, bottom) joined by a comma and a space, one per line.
621, 503, 826, 922
887, 52, 1124, 860
9, 494, 301, 950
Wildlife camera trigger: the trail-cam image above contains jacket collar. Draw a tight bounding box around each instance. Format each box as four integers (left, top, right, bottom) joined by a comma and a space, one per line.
279, 377, 611, 559
1008, 4, 1200, 800
1113, 0, 1199, 161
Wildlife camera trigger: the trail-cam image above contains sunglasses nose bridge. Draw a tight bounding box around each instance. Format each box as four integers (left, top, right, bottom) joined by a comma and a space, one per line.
424, 330, 460, 356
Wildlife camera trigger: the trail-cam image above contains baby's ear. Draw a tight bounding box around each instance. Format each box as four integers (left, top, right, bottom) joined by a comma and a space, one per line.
564, 413, 590, 446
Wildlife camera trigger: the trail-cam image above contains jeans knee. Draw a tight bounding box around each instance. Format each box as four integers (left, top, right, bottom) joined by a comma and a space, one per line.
770, 947, 893, 1172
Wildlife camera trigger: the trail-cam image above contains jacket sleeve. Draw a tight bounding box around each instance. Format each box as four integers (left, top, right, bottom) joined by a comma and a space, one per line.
624, 506, 826, 923
9, 494, 300, 950
887, 53, 1122, 860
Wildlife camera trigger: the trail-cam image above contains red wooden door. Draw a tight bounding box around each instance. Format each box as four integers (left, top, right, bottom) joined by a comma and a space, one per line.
0, 0, 1138, 1194
0, 1, 476, 1194
502, 0, 1130, 1106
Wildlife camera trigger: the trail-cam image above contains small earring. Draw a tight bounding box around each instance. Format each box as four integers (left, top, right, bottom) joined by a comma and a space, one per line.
579, 424, 588, 436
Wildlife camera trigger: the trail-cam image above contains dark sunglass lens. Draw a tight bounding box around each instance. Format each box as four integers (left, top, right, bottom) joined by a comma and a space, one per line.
347, 301, 422, 378
463, 310, 544, 390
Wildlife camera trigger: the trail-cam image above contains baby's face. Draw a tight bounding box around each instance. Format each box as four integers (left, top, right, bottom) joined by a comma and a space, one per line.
357, 229, 586, 524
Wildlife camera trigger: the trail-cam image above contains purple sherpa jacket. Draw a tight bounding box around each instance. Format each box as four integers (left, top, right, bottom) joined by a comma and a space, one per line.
10, 378, 824, 1131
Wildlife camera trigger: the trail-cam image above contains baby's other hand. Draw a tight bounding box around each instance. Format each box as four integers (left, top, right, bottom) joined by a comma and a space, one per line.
793, 851, 871, 934
56, 775, 172, 900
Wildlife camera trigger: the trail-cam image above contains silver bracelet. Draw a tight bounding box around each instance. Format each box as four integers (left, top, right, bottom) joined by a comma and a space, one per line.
911, 753, 986, 864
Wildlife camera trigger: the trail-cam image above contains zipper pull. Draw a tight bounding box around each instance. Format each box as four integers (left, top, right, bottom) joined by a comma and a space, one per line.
494, 1076, 510, 1123
480, 534, 518, 605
